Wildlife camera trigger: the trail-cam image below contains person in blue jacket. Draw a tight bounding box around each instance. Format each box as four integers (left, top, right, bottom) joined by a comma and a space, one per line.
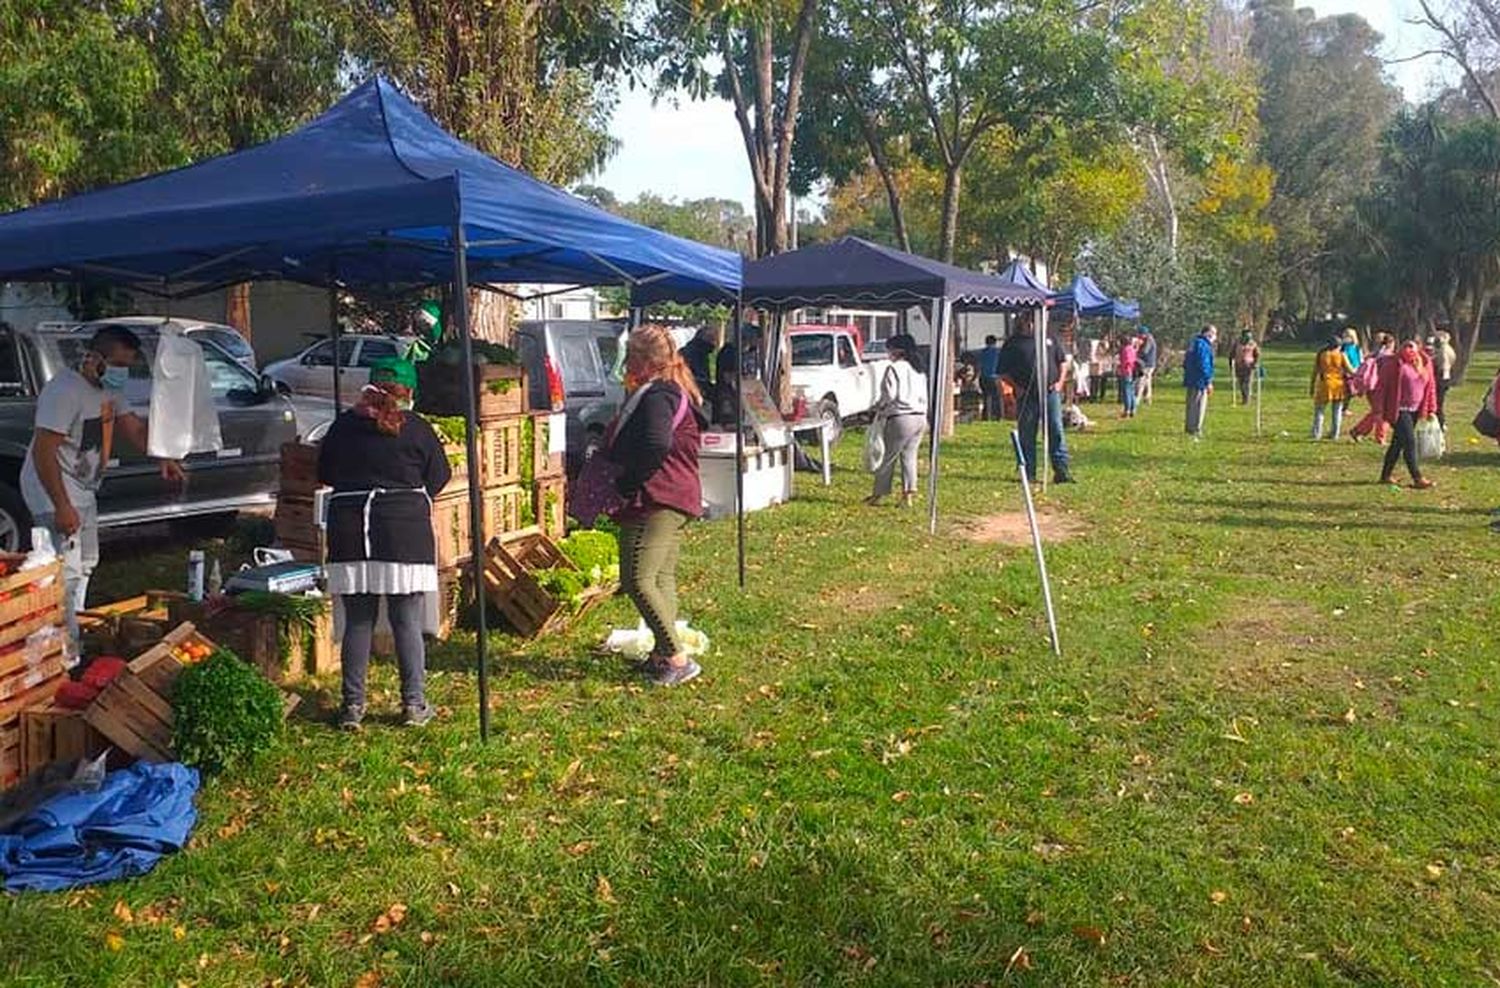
1184, 324, 1218, 439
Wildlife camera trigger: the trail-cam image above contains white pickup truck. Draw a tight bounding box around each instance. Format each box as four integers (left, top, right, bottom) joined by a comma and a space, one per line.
788, 325, 892, 441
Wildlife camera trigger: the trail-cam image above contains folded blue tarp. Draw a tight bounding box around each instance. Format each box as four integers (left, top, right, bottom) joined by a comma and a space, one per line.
1, 762, 199, 893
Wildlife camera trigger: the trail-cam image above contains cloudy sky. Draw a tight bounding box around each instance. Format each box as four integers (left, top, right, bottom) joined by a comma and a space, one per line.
592, 0, 1453, 210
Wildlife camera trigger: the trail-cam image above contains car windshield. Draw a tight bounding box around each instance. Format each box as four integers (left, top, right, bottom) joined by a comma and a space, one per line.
791, 335, 834, 367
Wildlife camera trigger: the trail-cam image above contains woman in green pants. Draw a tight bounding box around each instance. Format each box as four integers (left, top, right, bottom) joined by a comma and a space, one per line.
606, 325, 708, 686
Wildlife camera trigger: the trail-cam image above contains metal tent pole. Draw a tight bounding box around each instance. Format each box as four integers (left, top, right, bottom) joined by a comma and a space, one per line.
450, 219, 491, 743
1038, 305, 1050, 495
733, 303, 746, 589
926, 297, 947, 535
329, 277, 342, 410
1011, 430, 1062, 656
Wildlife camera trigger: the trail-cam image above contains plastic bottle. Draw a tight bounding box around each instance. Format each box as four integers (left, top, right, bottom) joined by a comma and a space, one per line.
208, 557, 223, 595
187, 550, 205, 602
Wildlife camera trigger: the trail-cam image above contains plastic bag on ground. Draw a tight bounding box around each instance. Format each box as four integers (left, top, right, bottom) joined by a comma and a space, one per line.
603, 621, 710, 659
148, 327, 223, 458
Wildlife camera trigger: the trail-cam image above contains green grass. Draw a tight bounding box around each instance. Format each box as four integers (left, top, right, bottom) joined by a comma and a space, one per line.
6, 347, 1500, 986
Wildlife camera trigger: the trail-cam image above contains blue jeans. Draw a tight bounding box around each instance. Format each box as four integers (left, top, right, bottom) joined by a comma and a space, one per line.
1016, 389, 1071, 480
1121, 377, 1138, 415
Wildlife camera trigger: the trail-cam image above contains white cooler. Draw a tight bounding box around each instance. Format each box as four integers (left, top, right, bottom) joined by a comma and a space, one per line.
698, 431, 792, 519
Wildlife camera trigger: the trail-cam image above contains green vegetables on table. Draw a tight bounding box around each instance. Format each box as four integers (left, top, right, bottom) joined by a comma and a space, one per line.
172, 649, 285, 774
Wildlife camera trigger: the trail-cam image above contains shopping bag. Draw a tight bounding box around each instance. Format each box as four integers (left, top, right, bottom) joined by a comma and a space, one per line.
864, 417, 886, 472
1415, 416, 1445, 460
148, 328, 222, 458
568, 447, 624, 529
1475, 382, 1500, 438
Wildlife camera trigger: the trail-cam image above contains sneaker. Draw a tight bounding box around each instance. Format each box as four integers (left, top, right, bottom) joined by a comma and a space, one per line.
338, 704, 365, 733
402, 702, 436, 727
649, 659, 702, 687
1053, 472, 1076, 484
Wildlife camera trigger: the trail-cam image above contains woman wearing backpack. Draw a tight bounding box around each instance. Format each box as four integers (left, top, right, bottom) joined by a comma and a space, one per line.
866, 333, 928, 508
606, 325, 709, 687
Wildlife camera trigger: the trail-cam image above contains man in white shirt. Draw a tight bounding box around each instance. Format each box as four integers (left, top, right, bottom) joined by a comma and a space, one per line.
22, 325, 185, 639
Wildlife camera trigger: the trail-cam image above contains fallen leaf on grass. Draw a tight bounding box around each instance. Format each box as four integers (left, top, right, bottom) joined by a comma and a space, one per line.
370, 903, 407, 935
1072, 925, 1106, 946
1342, 708, 1358, 724
1425, 863, 1445, 879
1024, 910, 1045, 927
890, 791, 912, 803
1210, 890, 1228, 905
1004, 944, 1032, 975
112, 900, 133, 924
353, 972, 381, 988
172, 925, 186, 941
1031, 841, 1067, 860
1200, 938, 1223, 955
563, 840, 595, 857
596, 875, 617, 905
105, 931, 125, 951
1232, 792, 1255, 805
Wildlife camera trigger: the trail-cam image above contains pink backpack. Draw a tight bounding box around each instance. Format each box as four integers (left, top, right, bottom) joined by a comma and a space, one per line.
1349, 358, 1379, 397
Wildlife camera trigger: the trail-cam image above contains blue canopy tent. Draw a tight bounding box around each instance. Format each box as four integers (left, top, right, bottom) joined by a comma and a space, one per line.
634, 236, 1049, 533
0, 77, 741, 740
994, 259, 1055, 299
1051, 274, 1139, 320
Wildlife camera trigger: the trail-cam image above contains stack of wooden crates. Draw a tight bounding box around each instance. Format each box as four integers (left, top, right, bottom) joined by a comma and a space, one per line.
0, 554, 68, 788
273, 363, 567, 614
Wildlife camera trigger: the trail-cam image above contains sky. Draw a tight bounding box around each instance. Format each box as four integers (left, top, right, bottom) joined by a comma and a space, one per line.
591, 0, 1453, 212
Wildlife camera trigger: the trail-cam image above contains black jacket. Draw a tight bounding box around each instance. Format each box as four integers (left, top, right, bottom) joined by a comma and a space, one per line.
606, 381, 707, 518
318, 411, 452, 564
997, 332, 1067, 397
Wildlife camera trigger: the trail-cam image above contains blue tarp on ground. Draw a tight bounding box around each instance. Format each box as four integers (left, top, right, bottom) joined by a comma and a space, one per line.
1, 762, 199, 893
1051, 275, 1140, 319
0, 78, 740, 300
634, 237, 1047, 310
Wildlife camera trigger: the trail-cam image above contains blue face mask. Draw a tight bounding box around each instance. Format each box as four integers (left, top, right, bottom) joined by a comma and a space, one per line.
100, 365, 129, 392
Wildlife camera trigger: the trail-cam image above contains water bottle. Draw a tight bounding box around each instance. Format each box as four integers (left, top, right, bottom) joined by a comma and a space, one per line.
187, 550, 205, 602
208, 557, 223, 595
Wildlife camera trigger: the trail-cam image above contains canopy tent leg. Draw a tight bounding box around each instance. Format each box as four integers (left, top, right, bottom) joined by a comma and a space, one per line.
1038, 305, 1050, 495
732, 303, 746, 589
1010, 430, 1062, 657
450, 223, 491, 743
926, 297, 948, 536
329, 277, 342, 411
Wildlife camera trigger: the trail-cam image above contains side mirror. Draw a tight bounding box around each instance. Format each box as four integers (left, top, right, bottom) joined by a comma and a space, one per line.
260, 374, 287, 398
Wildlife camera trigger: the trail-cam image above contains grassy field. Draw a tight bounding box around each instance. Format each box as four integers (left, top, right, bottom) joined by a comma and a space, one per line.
5, 347, 1500, 987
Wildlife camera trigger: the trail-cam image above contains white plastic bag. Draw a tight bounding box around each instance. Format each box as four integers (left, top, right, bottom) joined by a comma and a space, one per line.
148, 327, 222, 458
864, 417, 886, 473
1415, 416, 1445, 460
602, 621, 710, 659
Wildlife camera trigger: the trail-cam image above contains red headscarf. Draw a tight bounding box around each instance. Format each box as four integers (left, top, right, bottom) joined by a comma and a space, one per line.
353, 381, 411, 436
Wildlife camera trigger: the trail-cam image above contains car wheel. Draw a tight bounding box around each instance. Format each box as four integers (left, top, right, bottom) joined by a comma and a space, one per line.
0, 483, 32, 552
817, 397, 843, 444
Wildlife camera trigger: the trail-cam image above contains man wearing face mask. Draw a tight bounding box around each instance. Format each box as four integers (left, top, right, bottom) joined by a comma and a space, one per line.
21, 325, 187, 638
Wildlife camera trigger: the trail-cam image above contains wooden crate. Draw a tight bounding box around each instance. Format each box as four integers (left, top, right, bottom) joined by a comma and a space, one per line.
21, 701, 108, 775
432, 488, 474, 570
0, 673, 65, 729
274, 493, 320, 544
0, 557, 64, 628
418, 364, 528, 421
0, 652, 67, 703
77, 591, 178, 656
527, 413, 565, 480
1, 730, 18, 789
81, 622, 213, 762
484, 484, 528, 539
481, 533, 611, 639
169, 599, 333, 684
479, 418, 524, 487
279, 442, 321, 495
534, 475, 567, 539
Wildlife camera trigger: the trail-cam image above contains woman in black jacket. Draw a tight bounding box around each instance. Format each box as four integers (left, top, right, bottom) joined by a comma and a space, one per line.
318, 358, 451, 731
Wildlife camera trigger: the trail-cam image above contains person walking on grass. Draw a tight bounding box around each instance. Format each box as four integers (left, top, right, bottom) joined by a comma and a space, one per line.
978, 334, 1001, 421
1432, 328, 1457, 427
1231, 329, 1259, 406
999, 312, 1076, 484
1311, 335, 1355, 440
1184, 324, 1218, 440
608, 325, 709, 687
1350, 332, 1396, 443
1376, 339, 1438, 489
319, 358, 450, 731
1137, 327, 1158, 405
1340, 328, 1363, 421
1117, 333, 1140, 418
865, 333, 928, 508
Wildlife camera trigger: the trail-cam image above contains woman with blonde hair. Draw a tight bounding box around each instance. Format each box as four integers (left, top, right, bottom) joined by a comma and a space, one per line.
604, 325, 708, 686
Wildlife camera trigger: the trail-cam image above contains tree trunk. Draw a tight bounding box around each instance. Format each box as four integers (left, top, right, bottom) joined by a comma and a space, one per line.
938, 165, 963, 263
224, 283, 252, 340
1456, 289, 1490, 384
1145, 132, 1178, 262
845, 92, 911, 252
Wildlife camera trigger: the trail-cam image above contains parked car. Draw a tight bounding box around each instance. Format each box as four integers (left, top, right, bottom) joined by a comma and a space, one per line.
263, 333, 419, 406
0, 324, 334, 551
46, 316, 261, 372
515, 319, 628, 469
787, 324, 891, 441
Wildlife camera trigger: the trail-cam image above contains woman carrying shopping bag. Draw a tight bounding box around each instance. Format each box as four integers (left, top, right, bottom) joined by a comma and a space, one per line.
865, 334, 928, 508
1376, 339, 1438, 489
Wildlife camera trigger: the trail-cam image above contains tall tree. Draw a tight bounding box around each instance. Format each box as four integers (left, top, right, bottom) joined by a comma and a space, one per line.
1411, 0, 1500, 120
1249, 0, 1398, 323
648, 0, 818, 258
